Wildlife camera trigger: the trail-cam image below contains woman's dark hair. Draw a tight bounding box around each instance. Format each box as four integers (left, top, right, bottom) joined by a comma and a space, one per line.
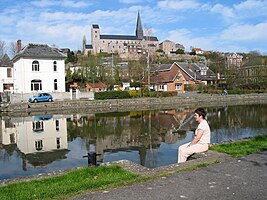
194, 107, 207, 119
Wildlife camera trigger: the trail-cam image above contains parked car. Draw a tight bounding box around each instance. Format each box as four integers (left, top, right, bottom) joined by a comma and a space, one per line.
28, 93, 53, 103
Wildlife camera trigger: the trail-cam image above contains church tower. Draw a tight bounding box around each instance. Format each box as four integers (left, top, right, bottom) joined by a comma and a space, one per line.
91, 24, 100, 53
135, 11, 143, 40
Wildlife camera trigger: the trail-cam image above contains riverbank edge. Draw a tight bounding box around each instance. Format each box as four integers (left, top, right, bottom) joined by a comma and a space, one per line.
0, 150, 232, 187
2, 93, 267, 116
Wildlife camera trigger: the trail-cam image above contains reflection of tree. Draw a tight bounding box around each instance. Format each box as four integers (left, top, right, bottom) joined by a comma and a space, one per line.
208, 105, 267, 130
0, 144, 17, 162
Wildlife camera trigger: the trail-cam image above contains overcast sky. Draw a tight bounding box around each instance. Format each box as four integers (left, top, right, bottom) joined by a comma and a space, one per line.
0, 0, 266, 54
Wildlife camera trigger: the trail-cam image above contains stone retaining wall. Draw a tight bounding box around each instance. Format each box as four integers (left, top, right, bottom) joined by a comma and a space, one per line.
1, 93, 267, 116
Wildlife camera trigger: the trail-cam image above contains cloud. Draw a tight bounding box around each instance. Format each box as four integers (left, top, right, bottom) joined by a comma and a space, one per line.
157, 0, 200, 10
221, 21, 267, 42
234, 0, 267, 11
210, 4, 234, 18
40, 11, 90, 22
119, 0, 143, 3
211, 0, 267, 23
31, 0, 89, 8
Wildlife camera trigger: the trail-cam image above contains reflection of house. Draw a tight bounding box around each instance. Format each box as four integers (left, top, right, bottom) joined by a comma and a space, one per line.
0, 54, 14, 92
12, 40, 67, 93
0, 115, 69, 169
15, 116, 68, 155
0, 116, 16, 145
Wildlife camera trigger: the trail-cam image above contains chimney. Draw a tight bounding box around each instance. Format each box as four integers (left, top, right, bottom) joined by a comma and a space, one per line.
17, 40, 22, 53
188, 62, 192, 70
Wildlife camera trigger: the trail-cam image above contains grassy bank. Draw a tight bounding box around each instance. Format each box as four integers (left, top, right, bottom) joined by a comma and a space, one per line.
1, 135, 266, 200
0, 166, 145, 200
210, 134, 267, 157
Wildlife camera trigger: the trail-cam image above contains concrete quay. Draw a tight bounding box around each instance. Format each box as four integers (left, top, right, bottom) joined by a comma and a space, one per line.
1, 93, 267, 116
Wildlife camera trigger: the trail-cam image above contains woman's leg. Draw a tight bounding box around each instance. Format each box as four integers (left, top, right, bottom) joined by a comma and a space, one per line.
178, 142, 190, 163
178, 143, 209, 163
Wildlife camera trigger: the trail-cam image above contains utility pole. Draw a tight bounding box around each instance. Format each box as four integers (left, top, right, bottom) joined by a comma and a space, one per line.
147, 51, 150, 92
112, 52, 114, 78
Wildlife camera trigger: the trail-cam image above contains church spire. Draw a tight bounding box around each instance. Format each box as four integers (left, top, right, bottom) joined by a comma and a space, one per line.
136, 11, 143, 39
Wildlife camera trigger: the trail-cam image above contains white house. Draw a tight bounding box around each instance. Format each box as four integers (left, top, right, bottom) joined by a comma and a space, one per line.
12, 40, 67, 94
0, 54, 14, 92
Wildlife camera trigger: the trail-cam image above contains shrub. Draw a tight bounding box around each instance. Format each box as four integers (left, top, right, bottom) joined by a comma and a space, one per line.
185, 84, 198, 92
128, 90, 141, 98
157, 91, 177, 97
95, 91, 131, 100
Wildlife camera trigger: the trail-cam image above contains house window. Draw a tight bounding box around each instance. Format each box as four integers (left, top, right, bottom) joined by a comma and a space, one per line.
31, 80, 42, 91
55, 120, 59, 131
7, 68, 12, 77
35, 140, 43, 151
175, 83, 182, 91
53, 61, 57, 71
159, 85, 165, 90
32, 121, 44, 132
56, 138, 60, 149
54, 79, 58, 91
32, 60, 39, 71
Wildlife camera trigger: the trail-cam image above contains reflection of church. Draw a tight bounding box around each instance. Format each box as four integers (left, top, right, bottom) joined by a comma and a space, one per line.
0, 115, 68, 170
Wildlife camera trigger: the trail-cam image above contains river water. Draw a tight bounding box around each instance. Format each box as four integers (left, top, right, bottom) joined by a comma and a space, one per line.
0, 103, 266, 180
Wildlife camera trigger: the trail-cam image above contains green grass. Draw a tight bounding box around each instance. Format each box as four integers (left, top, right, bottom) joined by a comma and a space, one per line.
210, 135, 267, 157
0, 166, 145, 200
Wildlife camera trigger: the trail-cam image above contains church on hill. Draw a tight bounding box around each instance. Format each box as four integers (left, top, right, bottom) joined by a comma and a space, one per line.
83, 12, 159, 59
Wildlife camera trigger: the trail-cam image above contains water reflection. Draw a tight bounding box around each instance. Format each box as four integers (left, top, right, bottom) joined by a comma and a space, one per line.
0, 104, 266, 180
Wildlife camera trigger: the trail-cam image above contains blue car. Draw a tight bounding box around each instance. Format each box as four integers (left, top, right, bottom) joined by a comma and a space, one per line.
28, 93, 53, 103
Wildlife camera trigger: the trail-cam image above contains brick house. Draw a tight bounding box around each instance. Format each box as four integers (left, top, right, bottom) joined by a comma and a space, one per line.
143, 62, 216, 92
86, 82, 107, 92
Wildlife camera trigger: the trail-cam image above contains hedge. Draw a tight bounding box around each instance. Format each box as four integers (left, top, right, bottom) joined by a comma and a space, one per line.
95, 91, 131, 100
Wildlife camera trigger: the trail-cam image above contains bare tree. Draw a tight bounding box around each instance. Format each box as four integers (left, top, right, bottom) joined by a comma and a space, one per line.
0, 40, 7, 58
9, 41, 18, 58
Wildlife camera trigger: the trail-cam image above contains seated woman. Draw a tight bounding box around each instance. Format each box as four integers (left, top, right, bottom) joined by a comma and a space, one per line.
178, 107, 211, 163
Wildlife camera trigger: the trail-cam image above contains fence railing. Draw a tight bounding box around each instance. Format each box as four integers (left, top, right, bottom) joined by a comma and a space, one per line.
1, 90, 94, 104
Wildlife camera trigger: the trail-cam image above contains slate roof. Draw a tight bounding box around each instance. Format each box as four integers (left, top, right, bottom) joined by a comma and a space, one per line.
143, 36, 159, 42
177, 62, 203, 80
92, 24, 99, 29
12, 43, 67, 62
100, 35, 158, 41
149, 62, 217, 83
145, 63, 182, 83
100, 35, 138, 40
19, 149, 70, 166
85, 44, 93, 49
87, 82, 107, 88
0, 54, 13, 67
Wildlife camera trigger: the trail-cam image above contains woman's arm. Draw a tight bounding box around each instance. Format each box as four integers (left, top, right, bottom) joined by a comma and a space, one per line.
188, 129, 204, 147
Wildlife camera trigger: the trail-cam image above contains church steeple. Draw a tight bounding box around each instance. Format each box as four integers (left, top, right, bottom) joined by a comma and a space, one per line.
136, 11, 143, 39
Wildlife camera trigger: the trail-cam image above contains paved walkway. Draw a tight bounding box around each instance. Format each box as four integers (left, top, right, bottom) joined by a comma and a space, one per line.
71, 151, 267, 200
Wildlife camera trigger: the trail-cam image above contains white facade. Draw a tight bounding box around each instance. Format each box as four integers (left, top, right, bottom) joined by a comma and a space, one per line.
12, 43, 66, 94
15, 117, 68, 154
13, 58, 65, 93
0, 54, 14, 92
0, 66, 14, 92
